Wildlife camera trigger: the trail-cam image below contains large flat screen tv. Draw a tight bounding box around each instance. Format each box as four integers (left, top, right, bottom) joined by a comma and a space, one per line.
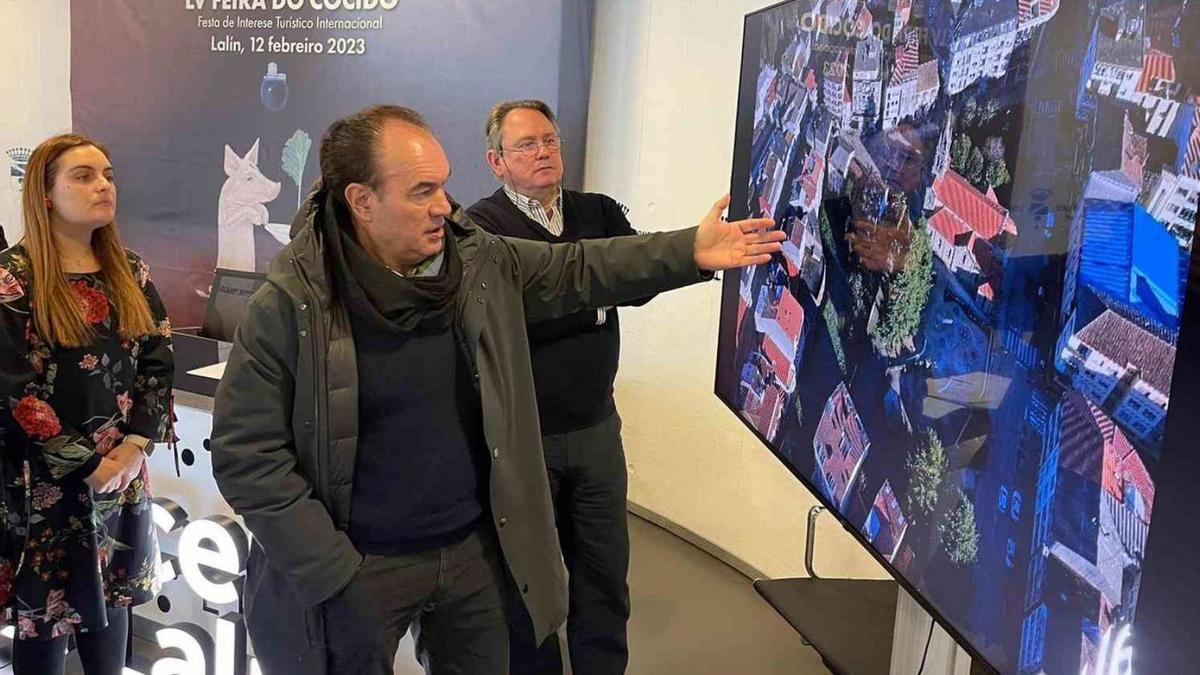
714, 2, 1200, 673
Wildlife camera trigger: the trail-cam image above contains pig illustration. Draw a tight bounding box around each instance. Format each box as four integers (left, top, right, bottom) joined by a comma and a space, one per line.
217, 139, 281, 272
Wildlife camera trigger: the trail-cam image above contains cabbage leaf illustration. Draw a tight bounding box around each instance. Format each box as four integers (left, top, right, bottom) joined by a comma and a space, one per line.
282, 129, 312, 209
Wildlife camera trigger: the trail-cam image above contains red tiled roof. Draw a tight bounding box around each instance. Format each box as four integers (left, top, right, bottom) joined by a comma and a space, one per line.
870, 480, 907, 556
799, 154, 826, 206
1117, 447, 1155, 518
1059, 392, 1108, 479
1019, 0, 1059, 23
773, 287, 805, 342
929, 207, 971, 241
1085, 397, 1156, 519
763, 335, 794, 389
1018, 0, 1034, 20
930, 203, 1005, 300
1187, 104, 1200, 174
931, 170, 1016, 240
814, 384, 869, 488
744, 383, 784, 439
1076, 309, 1176, 394
1136, 49, 1176, 94
892, 34, 916, 86
855, 6, 874, 36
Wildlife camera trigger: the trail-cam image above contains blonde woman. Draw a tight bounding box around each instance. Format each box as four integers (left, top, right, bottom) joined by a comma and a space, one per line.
0, 134, 174, 675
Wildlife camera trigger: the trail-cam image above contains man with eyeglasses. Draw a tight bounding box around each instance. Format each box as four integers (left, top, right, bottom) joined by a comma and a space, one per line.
467, 100, 645, 675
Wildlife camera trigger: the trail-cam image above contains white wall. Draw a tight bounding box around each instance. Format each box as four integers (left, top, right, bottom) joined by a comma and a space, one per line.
586, 0, 886, 580
0, 0, 72, 244
0, 0, 880, 582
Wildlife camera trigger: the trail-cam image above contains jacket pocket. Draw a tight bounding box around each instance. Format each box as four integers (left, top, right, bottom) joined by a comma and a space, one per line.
245, 544, 327, 653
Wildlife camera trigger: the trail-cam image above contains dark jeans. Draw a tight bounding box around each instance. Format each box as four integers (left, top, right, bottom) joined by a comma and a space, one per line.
510, 412, 631, 675
12, 606, 129, 675
323, 528, 509, 675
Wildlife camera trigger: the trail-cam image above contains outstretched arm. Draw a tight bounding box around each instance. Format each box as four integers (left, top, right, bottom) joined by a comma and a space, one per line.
507, 194, 781, 322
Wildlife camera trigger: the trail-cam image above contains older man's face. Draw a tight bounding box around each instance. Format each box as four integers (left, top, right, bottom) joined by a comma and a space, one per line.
871, 124, 927, 193
489, 108, 564, 197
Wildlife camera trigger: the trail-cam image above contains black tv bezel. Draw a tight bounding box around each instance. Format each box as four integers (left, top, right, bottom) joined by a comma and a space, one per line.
713, 2, 1200, 673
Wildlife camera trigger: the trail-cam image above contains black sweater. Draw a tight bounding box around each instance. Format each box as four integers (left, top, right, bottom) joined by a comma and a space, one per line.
468, 188, 651, 434
336, 235, 486, 555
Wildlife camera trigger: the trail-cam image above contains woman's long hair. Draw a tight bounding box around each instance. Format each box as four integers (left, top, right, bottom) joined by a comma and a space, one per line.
20, 134, 156, 347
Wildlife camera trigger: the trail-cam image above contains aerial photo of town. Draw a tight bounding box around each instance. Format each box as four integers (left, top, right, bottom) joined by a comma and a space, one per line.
715, 1, 1199, 673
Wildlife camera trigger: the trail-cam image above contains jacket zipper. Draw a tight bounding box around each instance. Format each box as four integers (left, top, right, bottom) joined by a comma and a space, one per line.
291, 258, 330, 505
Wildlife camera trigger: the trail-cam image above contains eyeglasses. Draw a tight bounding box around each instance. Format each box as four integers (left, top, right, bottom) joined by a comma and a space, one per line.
502, 136, 563, 157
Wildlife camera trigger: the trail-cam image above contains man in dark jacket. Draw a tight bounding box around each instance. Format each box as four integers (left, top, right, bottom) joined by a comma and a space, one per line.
468, 99, 646, 675
209, 104, 782, 675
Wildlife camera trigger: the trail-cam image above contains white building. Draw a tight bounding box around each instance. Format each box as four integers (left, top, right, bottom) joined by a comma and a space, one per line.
883, 41, 939, 130
851, 36, 884, 131
944, 1, 1019, 96
1059, 309, 1173, 447
1142, 166, 1199, 249
823, 50, 851, 131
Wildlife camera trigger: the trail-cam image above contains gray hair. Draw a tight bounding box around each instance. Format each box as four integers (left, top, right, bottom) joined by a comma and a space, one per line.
485, 99, 559, 154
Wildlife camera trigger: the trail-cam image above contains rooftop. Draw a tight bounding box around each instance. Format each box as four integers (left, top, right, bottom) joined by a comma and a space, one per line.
1076, 308, 1176, 394
931, 170, 1016, 240
865, 480, 908, 556
954, 0, 1019, 41
1136, 49, 1176, 94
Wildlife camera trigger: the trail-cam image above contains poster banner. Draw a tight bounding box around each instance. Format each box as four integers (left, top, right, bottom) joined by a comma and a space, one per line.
70, 0, 591, 325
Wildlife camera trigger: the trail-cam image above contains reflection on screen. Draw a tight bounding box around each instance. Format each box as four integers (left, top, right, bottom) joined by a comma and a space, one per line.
715, 2, 1200, 673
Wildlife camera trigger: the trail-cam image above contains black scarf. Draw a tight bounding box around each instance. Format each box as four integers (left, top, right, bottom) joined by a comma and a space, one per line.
322, 191, 462, 332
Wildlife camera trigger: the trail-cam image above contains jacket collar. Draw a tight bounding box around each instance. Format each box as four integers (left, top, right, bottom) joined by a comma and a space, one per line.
270, 180, 482, 306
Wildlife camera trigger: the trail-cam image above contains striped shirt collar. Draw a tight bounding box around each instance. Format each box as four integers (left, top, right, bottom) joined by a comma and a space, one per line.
503, 184, 564, 237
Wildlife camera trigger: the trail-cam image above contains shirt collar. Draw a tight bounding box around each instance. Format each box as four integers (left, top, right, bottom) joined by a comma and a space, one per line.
390, 251, 444, 278
503, 184, 562, 212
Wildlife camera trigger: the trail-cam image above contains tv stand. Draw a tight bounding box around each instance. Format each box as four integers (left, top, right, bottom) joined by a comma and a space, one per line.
754, 506, 995, 675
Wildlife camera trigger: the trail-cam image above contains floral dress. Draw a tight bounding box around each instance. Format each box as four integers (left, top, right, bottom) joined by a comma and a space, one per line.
0, 245, 173, 640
